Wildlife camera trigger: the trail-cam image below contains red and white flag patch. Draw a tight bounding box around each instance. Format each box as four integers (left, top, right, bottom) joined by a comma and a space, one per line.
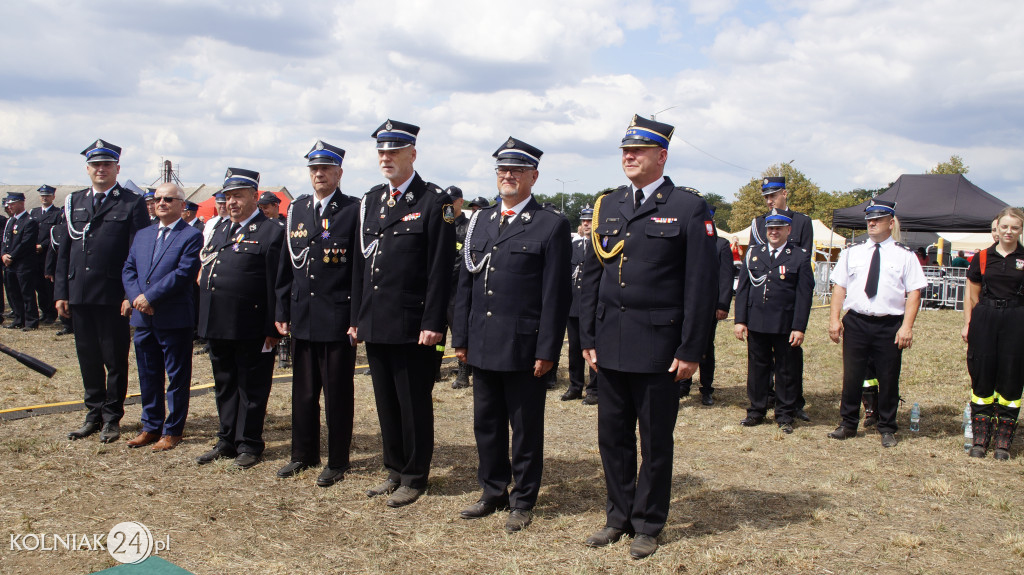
704, 221, 715, 236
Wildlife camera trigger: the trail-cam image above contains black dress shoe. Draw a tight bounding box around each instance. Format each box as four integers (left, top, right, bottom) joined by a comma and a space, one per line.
365, 478, 399, 497
98, 422, 120, 443
460, 498, 509, 519
701, 393, 714, 406
630, 534, 659, 559
68, 421, 101, 440
316, 466, 347, 487
740, 415, 765, 427
828, 426, 858, 440
504, 509, 533, 533
55, 327, 73, 336
585, 527, 629, 547
21, 326, 38, 332
196, 446, 235, 465
582, 394, 598, 406
778, 422, 794, 434
561, 389, 582, 401
4, 323, 24, 330
795, 409, 811, 422
880, 432, 898, 448
234, 453, 260, 469
276, 461, 313, 478
40, 317, 56, 326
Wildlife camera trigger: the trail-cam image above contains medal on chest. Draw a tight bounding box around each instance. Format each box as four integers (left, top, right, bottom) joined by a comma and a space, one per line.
321, 218, 330, 239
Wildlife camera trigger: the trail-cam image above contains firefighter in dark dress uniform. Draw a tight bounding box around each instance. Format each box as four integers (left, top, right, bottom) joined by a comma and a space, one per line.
446, 185, 473, 389
30, 185, 61, 324
452, 137, 571, 533
562, 206, 600, 404
2, 192, 40, 331
57, 139, 151, 444
734, 213, 814, 433
275, 140, 361, 486
195, 168, 284, 469
354, 119, 456, 508
962, 206, 1024, 459
580, 115, 717, 559
827, 199, 927, 448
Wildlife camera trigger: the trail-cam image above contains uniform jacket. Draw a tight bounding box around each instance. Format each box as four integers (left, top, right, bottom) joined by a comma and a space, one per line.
2, 213, 40, 273
450, 212, 469, 292
750, 209, 813, 253
122, 219, 203, 330
568, 233, 590, 318
734, 241, 814, 334
30, 205, 62, 253
189, 218, 205, 233
46, 215, 65, 278
276, 190, 360, 342
353, 173, 455, 344
714, 235, 735, 312
452, 196, 571, 371
198, 211, 284, 340
580, 177, 718, 372
54, 184, 151, 305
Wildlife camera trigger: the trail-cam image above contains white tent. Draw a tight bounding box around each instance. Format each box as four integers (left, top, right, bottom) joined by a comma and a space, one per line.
812, 219, 847, 248
719, 226, 750, 245
937, 232, 994, 253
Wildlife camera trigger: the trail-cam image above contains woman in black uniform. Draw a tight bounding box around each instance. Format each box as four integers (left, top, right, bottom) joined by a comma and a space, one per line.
962, 206, 1024, 459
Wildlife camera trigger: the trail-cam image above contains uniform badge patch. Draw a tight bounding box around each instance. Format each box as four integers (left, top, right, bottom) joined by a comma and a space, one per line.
401, 212, 422, 222
704, 221, 714, 236
442, 203, 455, 224
650, 217, 677, 224
1017, 259, 1023, 270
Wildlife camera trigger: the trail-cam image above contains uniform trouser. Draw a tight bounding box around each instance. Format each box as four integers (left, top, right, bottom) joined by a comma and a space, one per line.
839, 312, 904, 434
598, 367, 680, 537
34, 256, 55, 320
7, 267, 38, 327
767, 342, 805, 410
680, 318, 718, 395
365, 342, 435, 489
73, 305, 130, 424
746, 331, 801, 423
566, 316, 598, 396
208, 338, 275, 455
133, 326, 193, 436
472, 368, 547, 509
967, 303, 1024, 420
291, 338, 356, 469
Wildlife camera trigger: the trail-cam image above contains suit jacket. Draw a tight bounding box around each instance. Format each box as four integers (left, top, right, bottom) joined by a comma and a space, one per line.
734, 241, 814, 334
452, 197, 571, 371
568, 233, 589, 318
122, 220, 203, 330
276, 190, 360, 342
198, 211, 284, 340
750, 209, 813, 253
54, 184, 151, 305
2, 213, 40, 273
580, 177, 717, 372
714, 236, 735, 312
353, 173, 455, 344
30, 205, 62, 253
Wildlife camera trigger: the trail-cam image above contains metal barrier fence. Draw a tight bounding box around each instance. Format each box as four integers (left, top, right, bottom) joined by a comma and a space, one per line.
811, 261, 968, 310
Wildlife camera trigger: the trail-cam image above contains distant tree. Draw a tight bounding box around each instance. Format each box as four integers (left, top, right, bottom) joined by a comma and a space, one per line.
927, 155, 969, 175
728, 163, 820, 232
703, 192, 733, 231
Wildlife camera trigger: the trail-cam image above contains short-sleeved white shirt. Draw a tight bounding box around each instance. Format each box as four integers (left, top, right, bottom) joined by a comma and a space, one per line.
831, 236, 928, 316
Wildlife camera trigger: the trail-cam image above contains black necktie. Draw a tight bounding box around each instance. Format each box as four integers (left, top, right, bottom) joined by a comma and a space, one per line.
93, 192, 106, 212
634, 188, 645, 212
315, 202, 323, 231
228, 222, 240, 241
865, 243, 881, 299
771, 248, 779, 261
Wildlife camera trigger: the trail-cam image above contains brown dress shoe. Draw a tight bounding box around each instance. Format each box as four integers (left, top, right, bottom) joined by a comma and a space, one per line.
151, 436, 182, 452
126, 431, 160, 448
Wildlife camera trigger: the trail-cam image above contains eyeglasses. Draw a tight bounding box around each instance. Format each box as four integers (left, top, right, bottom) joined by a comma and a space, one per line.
153, 197, 180, 204
495, 167, 531, 177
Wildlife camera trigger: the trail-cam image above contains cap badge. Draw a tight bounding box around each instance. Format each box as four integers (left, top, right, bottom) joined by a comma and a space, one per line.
764, 178, 769, 185
385, 121, 393, 131
315, 140, 324, 150
95, 139, 102, 148
506, 138, 515, 148
226, 169, 233, 178
630, 115, 638, 127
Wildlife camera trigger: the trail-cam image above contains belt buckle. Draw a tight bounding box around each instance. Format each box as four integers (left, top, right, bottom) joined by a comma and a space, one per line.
993, 299, 1008, 309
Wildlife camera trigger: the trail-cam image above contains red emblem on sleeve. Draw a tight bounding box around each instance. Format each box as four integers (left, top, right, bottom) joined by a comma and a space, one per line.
705, 221, 714, 236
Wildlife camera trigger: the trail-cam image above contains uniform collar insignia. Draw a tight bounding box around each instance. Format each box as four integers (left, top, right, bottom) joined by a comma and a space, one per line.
249, 223, 258, 231
406, 191, 415, 204
490, 212, 497, 221
521, 212, 532, 222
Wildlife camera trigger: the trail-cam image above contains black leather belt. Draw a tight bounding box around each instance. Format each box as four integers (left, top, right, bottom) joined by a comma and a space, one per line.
979, 297, 1023, 309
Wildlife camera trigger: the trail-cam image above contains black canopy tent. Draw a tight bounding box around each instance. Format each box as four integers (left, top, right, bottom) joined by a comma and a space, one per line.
832, 174, 1008, 232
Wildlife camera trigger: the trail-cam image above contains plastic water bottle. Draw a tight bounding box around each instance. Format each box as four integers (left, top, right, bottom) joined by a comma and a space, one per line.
909, 403, 921, 432
962, 404, 973, 451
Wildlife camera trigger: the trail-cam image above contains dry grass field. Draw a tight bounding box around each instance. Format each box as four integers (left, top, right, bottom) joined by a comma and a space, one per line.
1, 307, 1023, 574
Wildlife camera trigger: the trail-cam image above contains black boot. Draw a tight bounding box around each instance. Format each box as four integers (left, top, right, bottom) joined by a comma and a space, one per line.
993, 416, 1017, 461
862, 391, 879, 428
451, 361, 471, 389
968, 414, 992, 458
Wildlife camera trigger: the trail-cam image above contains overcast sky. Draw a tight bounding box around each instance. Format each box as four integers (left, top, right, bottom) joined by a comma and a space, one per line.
1, 0, 1022, 207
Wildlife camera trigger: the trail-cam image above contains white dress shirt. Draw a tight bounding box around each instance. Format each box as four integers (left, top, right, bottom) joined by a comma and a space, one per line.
832, 236, 928, 316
